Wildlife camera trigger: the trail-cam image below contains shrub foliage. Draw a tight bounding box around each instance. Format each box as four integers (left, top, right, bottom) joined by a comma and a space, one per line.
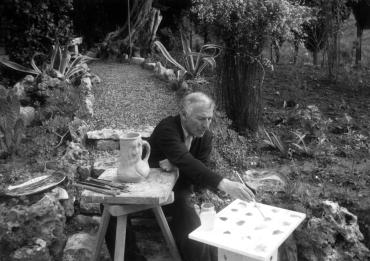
2, 0, 74, 64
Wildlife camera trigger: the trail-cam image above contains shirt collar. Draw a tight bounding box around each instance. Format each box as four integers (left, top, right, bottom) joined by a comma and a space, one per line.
180, 119, 192, 140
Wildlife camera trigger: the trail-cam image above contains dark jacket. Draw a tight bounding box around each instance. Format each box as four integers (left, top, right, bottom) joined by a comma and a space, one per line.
148, 115, 223, 191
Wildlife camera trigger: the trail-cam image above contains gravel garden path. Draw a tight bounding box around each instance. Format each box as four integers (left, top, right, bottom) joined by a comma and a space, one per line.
87, 61, 178, 261
88, 61, 178, 130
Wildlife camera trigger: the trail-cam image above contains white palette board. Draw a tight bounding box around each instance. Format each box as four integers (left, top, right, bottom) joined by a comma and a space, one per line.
189, 199, 306, 261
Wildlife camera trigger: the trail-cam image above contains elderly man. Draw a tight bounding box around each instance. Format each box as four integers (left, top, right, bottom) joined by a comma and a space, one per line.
148, 91, 255, 261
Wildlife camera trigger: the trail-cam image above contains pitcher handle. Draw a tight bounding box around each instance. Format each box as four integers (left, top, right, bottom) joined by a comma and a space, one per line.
142, 140, 151, 162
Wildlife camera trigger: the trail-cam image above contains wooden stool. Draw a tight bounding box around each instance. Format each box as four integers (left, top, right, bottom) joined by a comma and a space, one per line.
81, 168, 182, 261
92, 193, 181, 261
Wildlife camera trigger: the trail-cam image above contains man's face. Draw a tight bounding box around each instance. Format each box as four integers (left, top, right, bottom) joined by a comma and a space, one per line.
182, 103, 214, 137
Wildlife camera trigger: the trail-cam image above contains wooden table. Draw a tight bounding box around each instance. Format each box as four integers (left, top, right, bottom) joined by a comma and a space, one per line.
189, 199, 306, 261
82, 168, 182, 261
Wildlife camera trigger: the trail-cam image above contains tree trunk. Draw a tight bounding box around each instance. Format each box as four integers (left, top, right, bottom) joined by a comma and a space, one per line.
356, 26, 362, 66
218, 51, 263, 133
313, 50, 318, 65
100, 0, 161, 59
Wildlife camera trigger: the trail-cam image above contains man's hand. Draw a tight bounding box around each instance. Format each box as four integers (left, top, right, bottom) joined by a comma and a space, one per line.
159, 159, 176, 172
217, 178, 255, 202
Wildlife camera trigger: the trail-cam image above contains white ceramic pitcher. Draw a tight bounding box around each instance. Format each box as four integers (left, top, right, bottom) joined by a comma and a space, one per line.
117, 132, 151, 183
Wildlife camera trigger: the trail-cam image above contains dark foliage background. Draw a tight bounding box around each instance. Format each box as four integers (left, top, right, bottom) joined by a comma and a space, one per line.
1, 0, 74, 65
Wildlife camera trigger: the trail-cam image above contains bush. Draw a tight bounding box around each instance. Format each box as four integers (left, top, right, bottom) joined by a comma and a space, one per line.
2, 0, 74, 65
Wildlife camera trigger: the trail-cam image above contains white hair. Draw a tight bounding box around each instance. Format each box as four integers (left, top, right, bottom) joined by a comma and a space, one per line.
180, 92, 215, 116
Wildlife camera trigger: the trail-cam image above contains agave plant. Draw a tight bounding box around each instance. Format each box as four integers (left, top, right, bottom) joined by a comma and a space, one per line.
0, 38, 96, 84
153, 31, 222, 80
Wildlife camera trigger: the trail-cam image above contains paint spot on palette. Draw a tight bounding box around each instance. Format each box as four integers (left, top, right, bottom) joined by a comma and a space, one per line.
283, 221, 291, 226
272, 230, 283, 235
219, 217, 228, 221
264, 217, 271, 221
290, 214, 302, 218
238, 201, 247, 207
223, 230, 231, 234
255, 244, 267, 252
245, 212, 253, 216
254, 224, 267, 230
271, 208, 279, 213
236, 220, 245, 226
231, 208, 238, 212
241, 235, 252, 240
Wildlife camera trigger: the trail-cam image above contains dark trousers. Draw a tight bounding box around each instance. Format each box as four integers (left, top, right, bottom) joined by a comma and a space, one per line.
104, 188, 217, 261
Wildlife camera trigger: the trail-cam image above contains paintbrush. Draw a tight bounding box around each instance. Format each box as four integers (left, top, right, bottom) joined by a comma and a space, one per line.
233, 171, 266, 219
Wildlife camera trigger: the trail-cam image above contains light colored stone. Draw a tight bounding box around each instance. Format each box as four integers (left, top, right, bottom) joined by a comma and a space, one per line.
164, 68, 176, 81
142, 62, 156, 70
87, 126, 154, 140
50, 187, 69, 200
74, 214, 100, 227
96, 140, 119, 151
90, 73, 101, 84
11, 238, 51, 261
19, 106, 35, 126
62, 232, 96, 261
79, 197, 101, 215
87, 128, 124, 140
80, 77, 92, 94
131, 57, 145, 65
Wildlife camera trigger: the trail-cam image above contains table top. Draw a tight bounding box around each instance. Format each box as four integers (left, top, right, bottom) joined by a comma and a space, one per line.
81, 168, 178, 205
189, 199, 306, 260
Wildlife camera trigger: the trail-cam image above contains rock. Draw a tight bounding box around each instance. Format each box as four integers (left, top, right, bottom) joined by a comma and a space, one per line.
11, 238, 51, 261
49, 187, 69, 200
68, 117, 89, 144
74, 214, 100, 227
142, 62, 156, 70
131, 57, 145, 65
80, 77, 92, 94
62, 142, 89, 163
76, 165, 91, 180
87, 127, 153, 140
96, 140, 120, 150
79, 197, 101, 215
87, 129, 124, 140
19, 106, 35, 126
62, 197, 75, 218
296, 200, 370, 261
62, 232, 96, 261
90, 73, 101, 84
164, 68, 176, 81
1, 194, 67, 260
45, 160, 60, 170
13, 75, 34, 104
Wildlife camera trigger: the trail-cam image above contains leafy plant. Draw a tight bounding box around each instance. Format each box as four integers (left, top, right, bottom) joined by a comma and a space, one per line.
291, 130, 311, 155
153, 31, 221, 80
2, 0, 74, 65
0, 86, 24, 158
262, 128, 287, 156
1, 40, 96, 84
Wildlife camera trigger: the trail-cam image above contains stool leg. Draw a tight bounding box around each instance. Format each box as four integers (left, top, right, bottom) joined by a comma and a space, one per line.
152, 206, 182, 261
114, 215, 128, 261
93, 206, 110, 261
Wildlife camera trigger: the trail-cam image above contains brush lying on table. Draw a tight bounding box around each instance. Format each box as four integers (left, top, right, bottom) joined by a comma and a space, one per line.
73, 177, 129, 196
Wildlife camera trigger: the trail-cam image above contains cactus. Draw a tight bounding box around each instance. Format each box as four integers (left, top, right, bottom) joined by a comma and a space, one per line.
0, 86, 24, 158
